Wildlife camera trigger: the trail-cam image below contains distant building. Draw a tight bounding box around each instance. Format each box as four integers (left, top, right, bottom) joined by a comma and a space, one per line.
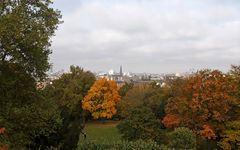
96, 66, 124, 82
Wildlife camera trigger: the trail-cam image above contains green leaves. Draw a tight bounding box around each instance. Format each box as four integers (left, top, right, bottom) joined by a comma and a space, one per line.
43, 66, 95, 150
49, 66, 96, 110
168, 127, 197, 150
117, 106, 161, 141
0, 0, 61, 79
0, 0, 62, 148
218, 121, 240, 150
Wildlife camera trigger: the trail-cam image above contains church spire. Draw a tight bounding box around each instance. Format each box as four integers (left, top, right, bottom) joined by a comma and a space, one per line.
120, 65, 123, 76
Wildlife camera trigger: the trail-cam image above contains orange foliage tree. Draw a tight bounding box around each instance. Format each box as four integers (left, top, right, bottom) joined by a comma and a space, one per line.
82, 78, 121, 119
163, 70, 237, 139
0, 128, 8, 150
162, 114, 180, 129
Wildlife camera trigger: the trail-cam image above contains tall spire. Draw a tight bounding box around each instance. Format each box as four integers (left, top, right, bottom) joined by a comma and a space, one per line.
120, 65, 123, 76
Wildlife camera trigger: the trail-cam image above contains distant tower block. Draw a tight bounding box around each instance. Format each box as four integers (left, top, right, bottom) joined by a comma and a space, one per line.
120, 65, 123, 76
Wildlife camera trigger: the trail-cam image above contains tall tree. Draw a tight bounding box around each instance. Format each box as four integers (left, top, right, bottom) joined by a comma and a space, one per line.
0, 0, 61, 79
82, 78, 121, 119
44, 66, 95, 150
0, 0, 61, 149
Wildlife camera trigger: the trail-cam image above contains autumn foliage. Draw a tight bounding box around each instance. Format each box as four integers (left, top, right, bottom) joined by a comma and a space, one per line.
162, 114, 180, 129
199, 125, 216, 140
163, 70, 237, 139
0, 128, 8, 150
0, 128, 5, 134
82, 78, 121, 119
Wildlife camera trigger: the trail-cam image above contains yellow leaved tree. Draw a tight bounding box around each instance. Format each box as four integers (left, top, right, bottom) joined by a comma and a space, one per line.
82, 78, 121, 119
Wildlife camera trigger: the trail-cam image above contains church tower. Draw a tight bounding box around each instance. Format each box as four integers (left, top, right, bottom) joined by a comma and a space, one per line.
120, 65, 123, 76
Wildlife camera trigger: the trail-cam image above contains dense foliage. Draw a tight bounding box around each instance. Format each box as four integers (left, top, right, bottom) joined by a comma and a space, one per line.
0, 0, 61, 79
118, 82, 134, 97
168, 127, 197, 150
118, 84, 168, 119
117, 106, 162, 141
163, 70, 238, 140
82, 78, 121, 119
117, 67, 240, 150
43, 66, 95, 150
218, 121, 240, 150
78, 140, 170, 150
0, 0, 61, 149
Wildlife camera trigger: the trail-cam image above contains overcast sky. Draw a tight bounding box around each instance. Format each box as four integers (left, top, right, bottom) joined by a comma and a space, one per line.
51, 0, 240, 73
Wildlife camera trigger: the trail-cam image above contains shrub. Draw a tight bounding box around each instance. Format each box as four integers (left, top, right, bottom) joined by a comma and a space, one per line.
218, 121, 240, 150
168, 127, 197, 150
78, 140, 170, 150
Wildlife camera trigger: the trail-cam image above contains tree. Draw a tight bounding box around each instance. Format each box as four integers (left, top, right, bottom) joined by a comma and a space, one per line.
0, 0, 61, 79
43, 66, 95, 150
0, 127, 8, 150
168, 127, 197, 150
163, 70, 238, 139
228, 65, 240, 120
117, 84, 152, 118
0, 66, 61, 148
118, 81, 134, 97
118, 84, 169, 121
218, 121, 240, 150
0, 0, 61, 148
117, 106, 162, 142
82, 78, 121, 119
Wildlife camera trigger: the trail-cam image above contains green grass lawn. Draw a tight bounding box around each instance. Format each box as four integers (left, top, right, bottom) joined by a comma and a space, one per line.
79, 121, 121, 145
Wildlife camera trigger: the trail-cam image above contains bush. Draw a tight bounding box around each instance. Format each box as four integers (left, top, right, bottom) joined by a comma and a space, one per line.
168, 127, 197, 150
78, 140, 111, 150
196, 137, 218, 150
78, 140, 170, 150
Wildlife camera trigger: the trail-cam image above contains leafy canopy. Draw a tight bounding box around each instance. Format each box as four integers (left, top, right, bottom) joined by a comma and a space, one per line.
168, 127, 197, 150
82, 78, 121, 119
163, 70, 237, 139
43, 66, 95, 150
0, 0, 61, 148
117, 106, 162, 141
0, 0, 61, 79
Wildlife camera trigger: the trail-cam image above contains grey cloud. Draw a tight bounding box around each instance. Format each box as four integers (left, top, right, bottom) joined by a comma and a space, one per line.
51, 0, 240, 73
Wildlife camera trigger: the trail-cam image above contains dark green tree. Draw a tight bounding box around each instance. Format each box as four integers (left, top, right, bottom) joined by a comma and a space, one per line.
118, 81, 134, 97
117, 84, 153, 118
228, 65, 240, 121
118, 84, 169, 121
0, 0, 61, 79
0, 0, 61, 149
168, 127, 197, 150
117, 106, 162, 142
44, 66, 95, 150
0, 61, 62, 149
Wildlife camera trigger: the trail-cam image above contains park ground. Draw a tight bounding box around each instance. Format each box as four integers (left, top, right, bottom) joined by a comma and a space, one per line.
78, 121, 121, 145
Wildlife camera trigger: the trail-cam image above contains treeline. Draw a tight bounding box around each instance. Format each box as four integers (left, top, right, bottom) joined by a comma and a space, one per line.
114, 66, 240, 150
